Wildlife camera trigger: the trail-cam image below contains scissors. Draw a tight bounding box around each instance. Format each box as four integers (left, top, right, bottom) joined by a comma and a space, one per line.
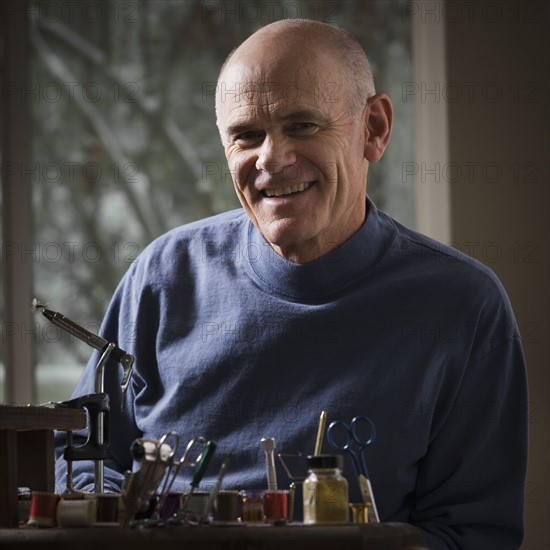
327, 416, 380, 522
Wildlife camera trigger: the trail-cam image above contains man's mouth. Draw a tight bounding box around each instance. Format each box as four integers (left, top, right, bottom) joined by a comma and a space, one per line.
263, 181, 315, 198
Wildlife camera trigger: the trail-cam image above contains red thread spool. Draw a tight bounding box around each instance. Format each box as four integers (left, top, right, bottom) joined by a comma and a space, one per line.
28, 492, 60, 527
263, 490, 289, 522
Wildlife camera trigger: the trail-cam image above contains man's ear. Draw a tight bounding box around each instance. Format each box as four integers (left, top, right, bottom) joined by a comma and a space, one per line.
363, 93, 393, 163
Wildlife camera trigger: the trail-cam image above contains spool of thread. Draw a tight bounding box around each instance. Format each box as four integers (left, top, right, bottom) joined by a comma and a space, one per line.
349, 502, 370, 523
159, 492, 182, 520
214, 490, 241, 521
96, 494, 121, 523
56, 498, 96, 527
240, 490, 264, 522
28, 492, 60, 527
263, 490, 289, 522
183, 491, 210, 518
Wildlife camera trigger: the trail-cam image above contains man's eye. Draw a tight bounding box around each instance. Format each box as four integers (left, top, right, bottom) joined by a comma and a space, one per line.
288, 122, 317, 134
235, 130, 263, 142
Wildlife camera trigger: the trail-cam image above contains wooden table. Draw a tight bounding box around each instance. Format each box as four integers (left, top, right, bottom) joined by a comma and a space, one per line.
0, 523, 424, 549
0, 404, 86, 527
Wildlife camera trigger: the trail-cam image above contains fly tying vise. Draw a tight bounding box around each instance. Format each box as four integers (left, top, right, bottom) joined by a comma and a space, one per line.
31, 299, 220, 526
32, 299, 135, 494
32, 299, 134, 406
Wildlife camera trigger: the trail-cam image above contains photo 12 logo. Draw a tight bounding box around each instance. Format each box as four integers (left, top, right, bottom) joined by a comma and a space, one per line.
1, 81, 140, 104
1, 1, 140, 24
201, 1, 340, 24
1, 241, 141, 264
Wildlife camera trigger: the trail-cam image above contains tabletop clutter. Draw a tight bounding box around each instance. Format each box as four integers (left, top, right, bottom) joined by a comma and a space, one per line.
18, 303, 380, 529
21, 412, 379, 529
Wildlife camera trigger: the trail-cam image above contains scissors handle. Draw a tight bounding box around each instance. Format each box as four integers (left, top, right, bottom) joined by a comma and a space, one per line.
181, 435, 207, 466
326, 420, 361, 478
350, 416, 376, 478
326, 420, 351, 449
327, 417, 376, 479
350, 416, 376, 446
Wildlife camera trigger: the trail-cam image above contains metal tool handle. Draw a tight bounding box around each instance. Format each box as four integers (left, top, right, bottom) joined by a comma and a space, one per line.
203, 454, 231, 521
261, 437, 278, 491
180, 441, 217, 518
191, 441, 217, 487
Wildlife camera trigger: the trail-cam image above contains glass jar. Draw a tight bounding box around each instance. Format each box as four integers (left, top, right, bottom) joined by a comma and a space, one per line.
303, 455, 349, 524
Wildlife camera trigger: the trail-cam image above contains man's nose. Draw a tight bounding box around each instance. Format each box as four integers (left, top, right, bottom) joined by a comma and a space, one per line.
255, 135, 297, 174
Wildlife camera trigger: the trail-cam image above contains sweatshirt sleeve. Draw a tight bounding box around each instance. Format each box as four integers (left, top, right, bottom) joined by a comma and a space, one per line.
410, 289, 528, 549
54, 259, 148, 493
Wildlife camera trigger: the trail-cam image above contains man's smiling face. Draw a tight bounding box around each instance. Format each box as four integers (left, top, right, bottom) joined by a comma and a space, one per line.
216, 36, 371, 263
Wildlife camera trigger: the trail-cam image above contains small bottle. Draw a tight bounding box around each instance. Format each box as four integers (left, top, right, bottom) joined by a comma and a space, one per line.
303, 455, 349, 524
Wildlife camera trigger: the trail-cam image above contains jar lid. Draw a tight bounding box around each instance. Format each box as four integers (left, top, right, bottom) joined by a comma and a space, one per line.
306, 454, 343, 469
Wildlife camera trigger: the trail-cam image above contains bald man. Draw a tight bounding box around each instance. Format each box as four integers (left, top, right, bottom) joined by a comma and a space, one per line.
215, 19, 391, 264
57, 20, 527, 550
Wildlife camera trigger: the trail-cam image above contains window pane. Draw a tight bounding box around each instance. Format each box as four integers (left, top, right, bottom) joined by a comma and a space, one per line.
29, 0, 413, 402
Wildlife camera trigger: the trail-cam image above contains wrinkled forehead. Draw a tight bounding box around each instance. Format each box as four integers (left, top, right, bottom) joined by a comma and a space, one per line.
216, 57, 347, 124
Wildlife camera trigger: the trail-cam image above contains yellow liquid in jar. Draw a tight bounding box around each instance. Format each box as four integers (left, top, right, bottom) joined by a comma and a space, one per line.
303, 477, 349, 524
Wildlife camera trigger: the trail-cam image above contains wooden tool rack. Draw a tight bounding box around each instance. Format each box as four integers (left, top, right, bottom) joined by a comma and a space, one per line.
0, 404, 86, 527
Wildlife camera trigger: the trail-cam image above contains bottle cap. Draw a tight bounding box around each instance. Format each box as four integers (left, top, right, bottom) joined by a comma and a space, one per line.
306, 454, 343, 469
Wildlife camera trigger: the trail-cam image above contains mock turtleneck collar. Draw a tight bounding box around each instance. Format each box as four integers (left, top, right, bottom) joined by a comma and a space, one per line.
242, 199, 397, 303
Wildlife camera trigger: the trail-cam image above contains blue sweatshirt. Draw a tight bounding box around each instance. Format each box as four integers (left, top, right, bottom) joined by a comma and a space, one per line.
56, 201, 527, 549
